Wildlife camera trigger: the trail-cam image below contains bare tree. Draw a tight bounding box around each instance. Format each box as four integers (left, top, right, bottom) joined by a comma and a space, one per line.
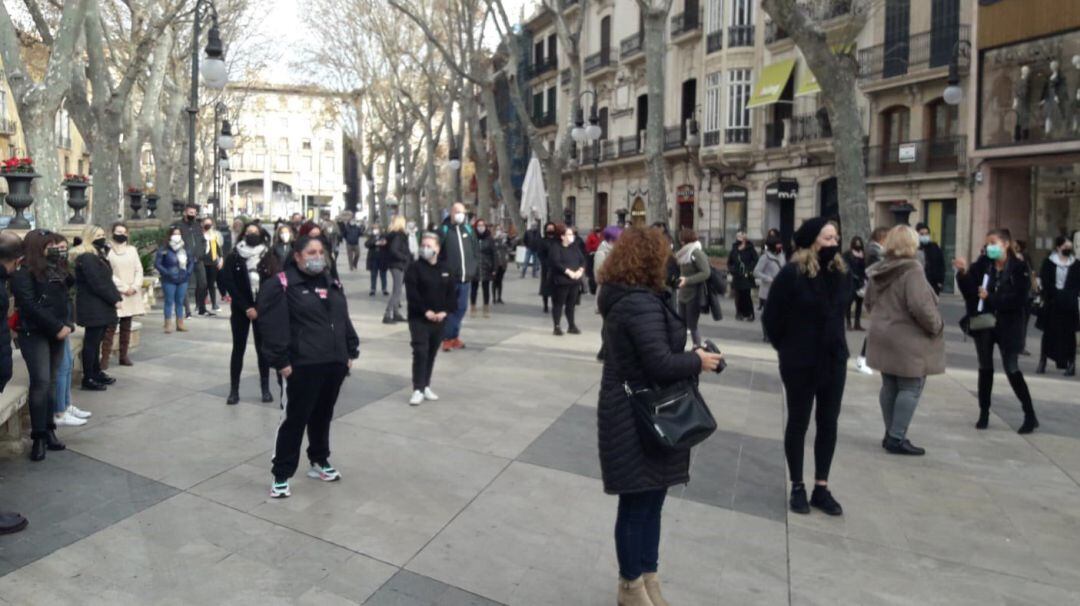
635, 0, 674, 226
762, 0, 875, 240
0, 0, 88, 228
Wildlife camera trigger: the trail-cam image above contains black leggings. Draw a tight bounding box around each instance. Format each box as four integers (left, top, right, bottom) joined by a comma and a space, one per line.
678, 297, 702, 347
230, 310, 270, 388
847, 295, 863, 326
20, 332, 64, 436
780, 361, 846, 484
973, 330, 1034, 415
409, 319, 444, 390
470, 279, 491, 306
81, 325, 106, 381
552, 284, 578, 328
369, 268, 387, 293
734, 288, 754, 319
493, 266, 507, 301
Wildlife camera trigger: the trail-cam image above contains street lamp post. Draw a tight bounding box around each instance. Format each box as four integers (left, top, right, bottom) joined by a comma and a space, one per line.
186, 0, 228, 212
571, 89, 603, 227
212, 101, 234, 222
942, 40, 972, 106
448, 140, 462, 205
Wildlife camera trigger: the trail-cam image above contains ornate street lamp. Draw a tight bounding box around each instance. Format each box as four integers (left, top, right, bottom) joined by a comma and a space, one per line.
943, 40, 971, 106
186, 0, 229, 210
572, 89, 602, 226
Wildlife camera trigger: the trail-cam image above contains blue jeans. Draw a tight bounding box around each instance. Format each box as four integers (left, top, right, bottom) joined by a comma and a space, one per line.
444, 282, 470, 340
53, 338, 73, 415
520, 249, 538, 277
162, 280, 189, 320
615, 489, 667, 580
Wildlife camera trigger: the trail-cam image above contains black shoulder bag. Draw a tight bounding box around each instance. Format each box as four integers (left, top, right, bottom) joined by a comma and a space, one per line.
624, 378, 716, 452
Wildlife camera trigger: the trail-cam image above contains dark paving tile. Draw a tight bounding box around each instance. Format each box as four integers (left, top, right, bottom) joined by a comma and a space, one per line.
0, 451, 178, 576
974, 390, 1080, 439
519, 405, 788, 522
200, 368, 408, 417
366, 570, 504, 606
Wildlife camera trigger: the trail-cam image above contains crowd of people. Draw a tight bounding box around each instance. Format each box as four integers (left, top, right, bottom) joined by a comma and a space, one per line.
0, 201, 1064, 606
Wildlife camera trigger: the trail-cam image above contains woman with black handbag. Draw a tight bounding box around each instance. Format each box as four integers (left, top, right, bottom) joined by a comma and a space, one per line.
954, 229, 1038, 433
597, 226, 722, 606
763, 217, 850, 517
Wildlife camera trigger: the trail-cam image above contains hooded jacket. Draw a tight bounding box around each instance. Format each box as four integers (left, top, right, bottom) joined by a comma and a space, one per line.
596, 283, 701, 494
865, 257, 945, 377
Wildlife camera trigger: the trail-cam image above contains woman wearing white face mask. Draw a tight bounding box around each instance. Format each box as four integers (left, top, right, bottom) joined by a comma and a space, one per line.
257, 235, 360, 499
549, 223, 586, 335
1036, 236, 1080, 376
154, 227, 196, 333
404, 233, 458, 406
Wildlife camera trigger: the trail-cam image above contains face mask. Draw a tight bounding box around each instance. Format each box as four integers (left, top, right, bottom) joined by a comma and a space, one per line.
919, 235, 931, 245
420, 246, 436, 260
203, 224, 212, 232
477, 226, 486, 234
454, 212, 466, 225
818, 245, 839, 265
46, 248, 67, 263
170, 235, 183, 246
280, 232, 292, 243
302, 256, 327, 275
986, 244, 1004, 260
1063, 247, 1074, 257
93, 238, 108, 251
546, 231, 554, 238
185, 214, 196, 222
112, 234, 128, 244
372, 230, 381, 237
774, 245, 783, 254
244, 234, 262, 247
563, 235, 574, 245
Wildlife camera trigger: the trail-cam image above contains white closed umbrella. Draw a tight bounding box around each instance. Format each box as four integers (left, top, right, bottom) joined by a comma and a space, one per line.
520, 154, 547, 226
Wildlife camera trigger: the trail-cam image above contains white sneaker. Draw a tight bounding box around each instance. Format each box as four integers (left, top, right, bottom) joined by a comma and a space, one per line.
54, 411, 87, 427
423, 387, 439, 401
68, 405, 92, 419
855, 356, 874, 375
409, 390, 424, 406
306, 462, 341, 482
270, 480, 291, 498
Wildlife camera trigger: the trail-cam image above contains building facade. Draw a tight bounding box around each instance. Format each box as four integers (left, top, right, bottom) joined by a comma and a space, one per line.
225, 83, 347, 220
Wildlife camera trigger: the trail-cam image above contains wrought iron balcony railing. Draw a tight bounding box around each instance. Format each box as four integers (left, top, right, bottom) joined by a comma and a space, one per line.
706, 30, 723, 54
670, 11, 701, 38
620, 33, 644, 60
864, 136, 966, 177
728, 24, 754, 47
584, 48, 614, 75
725, 127, 751, 144
858, 25, 970, 82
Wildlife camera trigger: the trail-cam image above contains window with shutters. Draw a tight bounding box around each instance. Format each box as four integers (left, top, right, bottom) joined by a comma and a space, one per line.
704, 71, 722, 146
883, 0, 910, 78
930, 0, 960, 68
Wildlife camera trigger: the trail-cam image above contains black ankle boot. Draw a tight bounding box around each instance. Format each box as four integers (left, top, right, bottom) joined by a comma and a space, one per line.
789, 483, 810, 514
261, 378, 274, 403
1066, 360, 1076, 377
553, 325, 563, 336
1036, 356, 1047, 375
81, 378, 107, 391
1007, 371, 1038, 434
45, 430, 66, 451
96, 372, 116, 385
976, 369, 994, 429
30, 438, 46, 461
810, 485, 843, 516
226, 387, 240, 405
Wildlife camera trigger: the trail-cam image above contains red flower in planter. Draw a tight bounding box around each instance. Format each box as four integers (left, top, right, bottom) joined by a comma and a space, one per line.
1, 157, 34, 174
126, 186, 142, 194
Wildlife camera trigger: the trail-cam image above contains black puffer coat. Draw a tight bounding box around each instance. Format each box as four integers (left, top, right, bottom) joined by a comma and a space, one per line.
597, 283, 702, 494
75, 251, 123, 328
475, 230, 496, 281
11, 266, 74, 337
385, 231, 412, 272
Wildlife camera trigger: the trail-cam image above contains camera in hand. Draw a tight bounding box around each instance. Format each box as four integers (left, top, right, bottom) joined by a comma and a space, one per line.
703, 339, 726, 374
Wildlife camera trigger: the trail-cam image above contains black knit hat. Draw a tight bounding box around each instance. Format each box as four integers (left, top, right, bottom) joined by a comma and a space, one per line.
793, 217, 829, 250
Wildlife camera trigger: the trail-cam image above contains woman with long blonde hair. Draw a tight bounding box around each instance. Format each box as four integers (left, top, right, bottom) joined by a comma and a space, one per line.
383, 215, 413, 323
763, 217, 851, 517
73, 225, 123, 391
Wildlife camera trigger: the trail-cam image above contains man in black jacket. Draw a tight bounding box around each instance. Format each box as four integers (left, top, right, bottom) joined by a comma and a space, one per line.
342, 219, 364, 271
175, 203, 206, 319
916, 223, 946, 295
404, 233, 457, 406
521, 224, 541, 278
0, 232, 28, 535
438, 202, 477, 351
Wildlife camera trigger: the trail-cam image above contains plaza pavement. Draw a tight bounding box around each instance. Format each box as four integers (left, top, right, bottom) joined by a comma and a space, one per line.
1, 264, 1079, 605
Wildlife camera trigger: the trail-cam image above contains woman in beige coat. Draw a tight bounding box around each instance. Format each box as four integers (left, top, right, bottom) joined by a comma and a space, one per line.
103, 222, 145, 368
865, 225, 945, 456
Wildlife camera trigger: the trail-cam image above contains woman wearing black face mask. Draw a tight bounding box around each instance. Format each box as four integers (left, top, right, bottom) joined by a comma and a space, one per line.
763, 217, 851, 517
218, 223, 280, 404
537, 222, 557, 313
12, 230, 77, 461
73, 225, 124, 392
1036, 236, 1080, 376
844, 236, 868, 331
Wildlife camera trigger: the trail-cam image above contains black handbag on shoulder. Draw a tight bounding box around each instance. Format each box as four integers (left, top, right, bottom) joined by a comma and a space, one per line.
624, 379, 717, 452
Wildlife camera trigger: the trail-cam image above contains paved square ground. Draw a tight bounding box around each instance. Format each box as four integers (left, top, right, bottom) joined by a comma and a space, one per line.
2, 263, 1079, 604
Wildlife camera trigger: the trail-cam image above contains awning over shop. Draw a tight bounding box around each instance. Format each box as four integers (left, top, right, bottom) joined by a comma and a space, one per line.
796, 69, 820, 97
747, 59, 796, 109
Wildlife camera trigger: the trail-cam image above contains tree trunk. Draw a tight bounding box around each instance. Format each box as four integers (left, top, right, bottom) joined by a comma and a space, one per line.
642, 8, 668, 227
21, 117, 66, 229
482, 80, 524, 237
89, 120, 123, 223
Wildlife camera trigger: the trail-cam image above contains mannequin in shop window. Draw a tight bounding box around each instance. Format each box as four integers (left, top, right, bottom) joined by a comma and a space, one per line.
1013, 65, 1032, 142
1041, 60, 1068, 136
1071, 55, 1080, 134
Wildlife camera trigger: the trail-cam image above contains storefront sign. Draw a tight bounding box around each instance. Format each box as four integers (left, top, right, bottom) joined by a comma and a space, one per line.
765, 179, 799, 201
676, 185, 695, 204
722, 185, 748, 201
898, 144, 917, 164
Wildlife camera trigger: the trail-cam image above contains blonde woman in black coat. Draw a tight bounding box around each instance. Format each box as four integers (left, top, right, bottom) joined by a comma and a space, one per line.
597, 227, 722, 606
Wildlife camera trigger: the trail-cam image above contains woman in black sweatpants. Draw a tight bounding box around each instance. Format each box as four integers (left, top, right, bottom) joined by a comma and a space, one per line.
763, 217, 850, 517
404, 233, 458, 404
549, 223, 586, 335
257, 236, 359, 498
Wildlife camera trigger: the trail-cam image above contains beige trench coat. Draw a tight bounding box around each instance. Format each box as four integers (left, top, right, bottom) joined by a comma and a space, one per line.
865, 257, 946, 378
108, 244, 146, 318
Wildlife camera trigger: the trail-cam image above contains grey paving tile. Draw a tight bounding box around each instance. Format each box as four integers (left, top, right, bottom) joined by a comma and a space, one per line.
365, 570, 505, 606
0, 451, 178, 576
200, 368, 408, 417
516, 404, 601, 481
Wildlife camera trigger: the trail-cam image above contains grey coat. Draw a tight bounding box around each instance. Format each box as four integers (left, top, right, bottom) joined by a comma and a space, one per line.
677, 247, 711, 304
753, 250, 786, 301
865, 258, 945, 378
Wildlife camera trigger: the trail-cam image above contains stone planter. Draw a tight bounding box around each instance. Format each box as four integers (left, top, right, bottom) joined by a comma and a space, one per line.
1, 171, 39, 229
64, 181, 91, 224
127, 191, 143, 219
145, 194, 159, 219
171, 198, 184, 216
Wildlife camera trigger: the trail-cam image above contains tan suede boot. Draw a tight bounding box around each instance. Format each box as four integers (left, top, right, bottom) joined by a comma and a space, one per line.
643, 573, 669, 606
100, 323, 116, 370
164, 319, 173, 334
176, 317, 188, 332
618, 577, 655, 606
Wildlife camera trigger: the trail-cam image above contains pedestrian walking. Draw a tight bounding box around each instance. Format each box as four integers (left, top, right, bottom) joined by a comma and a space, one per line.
520, 222, 541, 278
728, 231, 758, 321
273, 223, 294, 266
844, 236, 868, 331
365, 225, 389, 296
492, 226, 512, 304
916, 223, 947, 295
342, 217, 364, 271
585, 226, 602, 294
103, 222, 144, 369
12, 230, 75, 461
754, 234, 786, 341
175, 203, 206, 319
73, 226, 123, 391
218, 223, 279, 405
197, 218, 224, 315
1036, 236, 1080, 375
438, 202, 478, 351
596, 226, 723, 606
154, 227, 196, 333
854, 227, 890, 375
258, 235, 359, 499
865, 226, 945, 456
763, 217, 850, 516
470, 219, 495, 318
537, 222, 557, 313
405, 233, 457, 406
549, 223, 586, 336
383, 216, 412, 324
954, 229, 1039, 433
676, 228, 711, 348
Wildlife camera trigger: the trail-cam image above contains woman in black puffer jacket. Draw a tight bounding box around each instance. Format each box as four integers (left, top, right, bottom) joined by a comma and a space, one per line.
597, 226, 723, 606
73, 225, 123, 391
